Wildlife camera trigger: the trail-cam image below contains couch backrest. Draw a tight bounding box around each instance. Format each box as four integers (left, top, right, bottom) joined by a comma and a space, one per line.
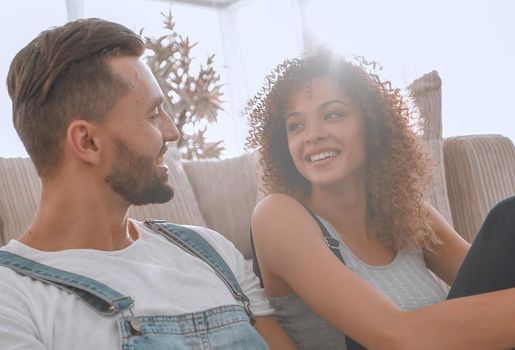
444, 135, 515, 242
410, 71, 515, 241
0, 158, 41, 245
0, 151, 207, 246
0, 70, 463, 251
128, 151, 207, 227
183, 153, 260, 258
1, 71, 513, 253
409, 71, 454, 226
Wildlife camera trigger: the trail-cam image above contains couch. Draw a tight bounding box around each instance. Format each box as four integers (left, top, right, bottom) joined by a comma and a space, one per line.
1, 71, 514, 257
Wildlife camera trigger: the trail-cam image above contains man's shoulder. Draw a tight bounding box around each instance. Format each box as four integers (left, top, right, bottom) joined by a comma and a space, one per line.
0, 243, 31, 285
0, 260, 38, 307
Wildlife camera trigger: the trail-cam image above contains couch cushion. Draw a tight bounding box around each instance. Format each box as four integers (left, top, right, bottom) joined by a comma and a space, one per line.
128, 151, 206, 226
409, 71, 454, 227
183, 153, 259, 258
444, 135, 515, 242
0, 158, 41, 244
423, 138, 454, 226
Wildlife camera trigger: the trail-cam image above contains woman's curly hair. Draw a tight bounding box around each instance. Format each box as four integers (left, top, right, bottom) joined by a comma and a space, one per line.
246, 48, 439, 251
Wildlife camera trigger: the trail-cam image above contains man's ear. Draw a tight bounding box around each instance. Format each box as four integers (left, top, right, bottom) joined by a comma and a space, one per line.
66, 119, 103, 166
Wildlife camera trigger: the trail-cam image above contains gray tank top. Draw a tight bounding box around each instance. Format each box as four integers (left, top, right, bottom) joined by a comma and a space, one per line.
269, 217, 447, 350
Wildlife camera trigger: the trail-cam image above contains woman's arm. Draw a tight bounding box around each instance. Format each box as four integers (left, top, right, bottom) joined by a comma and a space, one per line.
252, 194, 405, 348
255, 316, 298, 350
252, 193, 515, 350
401, 290, 515, 349
423, 204, 470, 285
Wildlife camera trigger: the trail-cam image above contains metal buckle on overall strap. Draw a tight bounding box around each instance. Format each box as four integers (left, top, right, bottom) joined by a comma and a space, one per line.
238, 292, 256, 325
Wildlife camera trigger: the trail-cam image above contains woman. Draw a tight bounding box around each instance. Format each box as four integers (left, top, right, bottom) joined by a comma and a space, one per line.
247, 48, 515, 349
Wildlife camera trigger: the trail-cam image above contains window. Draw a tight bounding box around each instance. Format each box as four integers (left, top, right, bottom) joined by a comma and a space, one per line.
1, 1, 67, 157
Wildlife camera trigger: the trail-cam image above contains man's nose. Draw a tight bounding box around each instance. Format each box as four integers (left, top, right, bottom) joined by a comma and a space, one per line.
160, 110, 180, 142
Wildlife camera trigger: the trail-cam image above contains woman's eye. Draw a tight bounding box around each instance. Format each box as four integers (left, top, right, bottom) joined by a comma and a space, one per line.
324, 112, 344, 120
287, 122, 304, 133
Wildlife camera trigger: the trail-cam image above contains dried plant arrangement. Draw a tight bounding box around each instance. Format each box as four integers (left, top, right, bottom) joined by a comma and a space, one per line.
142, 12, 225, 159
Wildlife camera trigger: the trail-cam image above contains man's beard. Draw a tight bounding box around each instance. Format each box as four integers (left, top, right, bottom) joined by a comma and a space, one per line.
105, 139, 173, 205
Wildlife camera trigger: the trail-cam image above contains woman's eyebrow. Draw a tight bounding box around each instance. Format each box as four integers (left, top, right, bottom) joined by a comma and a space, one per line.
285, 111, 302, 120
285, 99, 349, 120
318, 99, 349, 110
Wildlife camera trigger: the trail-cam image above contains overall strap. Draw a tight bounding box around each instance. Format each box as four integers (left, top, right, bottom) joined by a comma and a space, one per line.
0, 251, 134, 316
144, 220, 255, 324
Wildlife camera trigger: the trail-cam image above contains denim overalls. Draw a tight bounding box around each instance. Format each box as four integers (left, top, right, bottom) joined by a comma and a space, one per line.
0, 220, 270, 350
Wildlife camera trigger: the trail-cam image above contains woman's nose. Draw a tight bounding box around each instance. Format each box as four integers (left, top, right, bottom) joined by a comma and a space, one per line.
305, 123, 327, 144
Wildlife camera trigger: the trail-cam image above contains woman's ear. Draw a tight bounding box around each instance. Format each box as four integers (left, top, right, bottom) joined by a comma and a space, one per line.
66, 119, 103, 166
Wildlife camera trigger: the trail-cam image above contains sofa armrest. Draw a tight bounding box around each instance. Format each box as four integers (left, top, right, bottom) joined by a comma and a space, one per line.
443, 134, 515, 242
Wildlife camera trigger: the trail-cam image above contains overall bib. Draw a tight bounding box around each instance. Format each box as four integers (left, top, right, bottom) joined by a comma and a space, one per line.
0, 220, 270, 350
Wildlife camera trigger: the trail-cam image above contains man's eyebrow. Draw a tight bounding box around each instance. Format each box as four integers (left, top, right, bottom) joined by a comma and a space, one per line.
146, 96, 164, 114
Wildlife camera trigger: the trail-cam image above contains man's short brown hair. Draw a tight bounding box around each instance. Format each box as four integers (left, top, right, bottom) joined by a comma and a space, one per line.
7, 18, 145, 176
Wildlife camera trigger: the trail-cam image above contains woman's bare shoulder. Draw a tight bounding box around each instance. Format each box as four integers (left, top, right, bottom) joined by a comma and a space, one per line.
254, 193, 303, 212
252, 194, 311, 234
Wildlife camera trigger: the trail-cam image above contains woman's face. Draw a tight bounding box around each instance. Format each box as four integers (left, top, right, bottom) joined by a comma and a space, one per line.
285, 76, 367, 190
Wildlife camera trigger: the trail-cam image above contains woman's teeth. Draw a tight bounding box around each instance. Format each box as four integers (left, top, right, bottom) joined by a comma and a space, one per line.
310, 151, 338, 162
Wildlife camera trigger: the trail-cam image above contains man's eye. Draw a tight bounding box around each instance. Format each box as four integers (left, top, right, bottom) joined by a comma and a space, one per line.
146, 107, 160, 120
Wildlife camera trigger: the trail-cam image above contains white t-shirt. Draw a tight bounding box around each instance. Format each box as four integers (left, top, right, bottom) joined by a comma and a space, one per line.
0, 220, 273, 349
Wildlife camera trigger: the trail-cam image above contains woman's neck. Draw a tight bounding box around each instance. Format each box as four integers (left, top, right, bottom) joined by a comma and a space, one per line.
308, 177, 369, 239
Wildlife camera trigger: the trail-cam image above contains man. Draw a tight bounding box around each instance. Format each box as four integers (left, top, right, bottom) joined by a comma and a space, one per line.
0, 18, 295, 349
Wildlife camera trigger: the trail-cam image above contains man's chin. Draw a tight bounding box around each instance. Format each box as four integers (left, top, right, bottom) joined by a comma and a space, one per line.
128, 184, 174, 206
